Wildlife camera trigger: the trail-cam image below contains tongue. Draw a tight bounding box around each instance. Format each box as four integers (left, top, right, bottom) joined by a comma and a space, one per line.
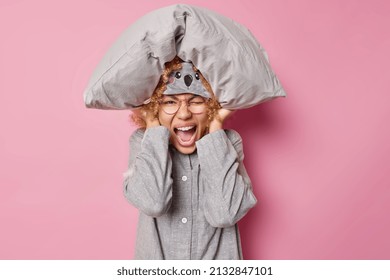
176, 129, 194, 142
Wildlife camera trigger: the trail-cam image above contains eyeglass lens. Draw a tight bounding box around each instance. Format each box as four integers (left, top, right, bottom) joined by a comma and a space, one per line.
161, 97, 206, 114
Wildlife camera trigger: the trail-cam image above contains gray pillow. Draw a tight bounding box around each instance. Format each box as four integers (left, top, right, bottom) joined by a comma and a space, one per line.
83, 4, 286, 110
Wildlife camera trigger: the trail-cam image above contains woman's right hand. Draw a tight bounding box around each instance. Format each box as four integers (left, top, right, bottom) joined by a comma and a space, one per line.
133, 108, 160, 128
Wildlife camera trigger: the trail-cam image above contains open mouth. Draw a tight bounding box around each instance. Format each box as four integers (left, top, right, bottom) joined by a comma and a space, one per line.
174, 125, 197, 146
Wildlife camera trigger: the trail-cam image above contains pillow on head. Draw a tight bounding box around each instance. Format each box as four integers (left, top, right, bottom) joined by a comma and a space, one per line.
83, 4, 286, 110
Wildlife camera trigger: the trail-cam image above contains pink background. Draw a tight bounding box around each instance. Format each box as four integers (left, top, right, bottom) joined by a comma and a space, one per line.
1, 0, 389, 259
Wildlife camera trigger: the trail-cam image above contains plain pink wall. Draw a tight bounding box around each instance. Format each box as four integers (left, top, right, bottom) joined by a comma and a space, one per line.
1, 0, 389, 259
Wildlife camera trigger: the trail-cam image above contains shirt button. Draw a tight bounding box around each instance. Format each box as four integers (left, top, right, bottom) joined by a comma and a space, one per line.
181, 217, 188, 224
181, 175, 188, 181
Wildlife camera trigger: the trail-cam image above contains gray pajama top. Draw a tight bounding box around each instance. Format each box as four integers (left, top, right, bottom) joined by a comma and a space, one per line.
123, 126, 257, 259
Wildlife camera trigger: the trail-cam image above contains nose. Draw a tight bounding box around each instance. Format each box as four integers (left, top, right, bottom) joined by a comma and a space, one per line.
184, 75, 193, 87
176, 101, 192, 119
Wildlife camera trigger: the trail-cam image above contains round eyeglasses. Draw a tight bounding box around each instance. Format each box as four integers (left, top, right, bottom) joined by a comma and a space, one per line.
159, 96, 207, 115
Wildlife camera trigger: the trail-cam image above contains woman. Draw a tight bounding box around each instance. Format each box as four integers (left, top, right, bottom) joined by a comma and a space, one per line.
123, 57, 257, 259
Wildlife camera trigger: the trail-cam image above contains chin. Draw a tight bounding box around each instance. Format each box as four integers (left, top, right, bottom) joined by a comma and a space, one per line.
175, 144, 197, 154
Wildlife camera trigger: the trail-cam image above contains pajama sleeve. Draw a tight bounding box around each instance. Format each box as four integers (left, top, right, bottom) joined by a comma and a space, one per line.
123, 126, 173, 217
196, 129, 257, 228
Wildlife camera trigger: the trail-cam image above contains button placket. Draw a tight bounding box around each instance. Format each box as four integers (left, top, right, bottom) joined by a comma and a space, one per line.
180, 174, 188, 224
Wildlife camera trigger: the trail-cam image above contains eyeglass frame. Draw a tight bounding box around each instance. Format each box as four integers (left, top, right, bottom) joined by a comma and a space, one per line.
158, 95, 208, 115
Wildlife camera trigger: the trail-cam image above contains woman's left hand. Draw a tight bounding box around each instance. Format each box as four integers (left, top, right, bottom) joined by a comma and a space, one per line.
208, 108, 235, 133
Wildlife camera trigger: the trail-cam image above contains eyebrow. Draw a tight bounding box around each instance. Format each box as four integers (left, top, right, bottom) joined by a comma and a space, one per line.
164, 95, 200, 101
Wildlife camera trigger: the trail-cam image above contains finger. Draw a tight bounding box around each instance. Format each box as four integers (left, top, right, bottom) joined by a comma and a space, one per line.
218, 108, 235, 121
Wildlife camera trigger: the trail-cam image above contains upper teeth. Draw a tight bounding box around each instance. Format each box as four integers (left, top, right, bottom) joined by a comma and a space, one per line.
176, 126, 194, 131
